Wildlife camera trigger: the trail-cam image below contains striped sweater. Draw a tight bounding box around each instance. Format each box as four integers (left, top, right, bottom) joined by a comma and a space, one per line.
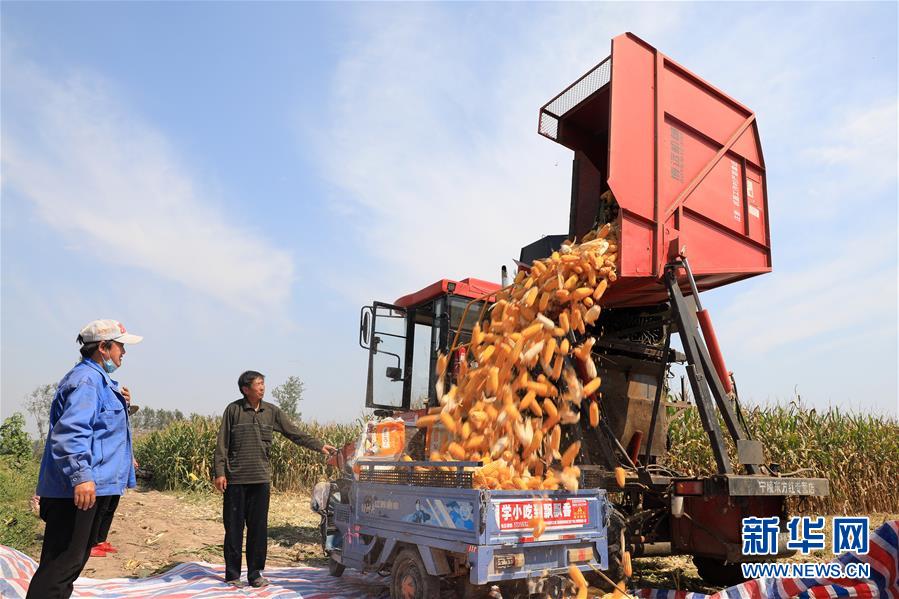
213, 399, 323, 484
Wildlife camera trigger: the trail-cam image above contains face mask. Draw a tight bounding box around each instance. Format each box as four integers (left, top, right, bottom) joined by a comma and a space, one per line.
103, 358, 118, 373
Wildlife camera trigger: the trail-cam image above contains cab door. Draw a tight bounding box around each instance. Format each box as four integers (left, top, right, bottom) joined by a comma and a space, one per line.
360, 302, 411, 411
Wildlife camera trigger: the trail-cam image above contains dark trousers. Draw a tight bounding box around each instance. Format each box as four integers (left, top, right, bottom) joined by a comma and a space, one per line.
223, 483, 270, 582
27, 495, 115, 599
95, 495, 120, 544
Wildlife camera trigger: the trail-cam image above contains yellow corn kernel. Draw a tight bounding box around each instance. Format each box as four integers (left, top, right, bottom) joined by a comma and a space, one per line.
543, 398, 558, 420
561, 441, 581, 468
564, 274, 579, 290
551, 425, 561, 454
559, 311, 570, 333
464, 434, 485, 451
531, 517, 546, 540
519, 390, 537, 412
584, 304, 602, 325
560, 338, 570, 356
568, 564, 588, 599
479, 344, 495, 363
416, 414, 439, 428
538, 290, 551, 313
551, 356, 564, 381
570, 303, 583, 333
439, 411, 458, 433
623, 550, 633, 577
447, 442, 466, 460
541, 338, 556, 370
488, 366, 499, 395
554, 289, 571, 303
583, 377, 602, 397
471, 322, 483, 347
592, 278, 608, 300
523, 286, 539, 307
521, 322, 543, 340
571, 287, 593, 302
615, 466, 626, 488
589, 401, 600, 427
523, 429, 543, 458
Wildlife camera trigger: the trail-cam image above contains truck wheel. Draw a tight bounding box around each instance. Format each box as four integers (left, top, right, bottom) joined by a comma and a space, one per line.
328, 556, 345, 577
390, 548, 440, 599
693, 556, 747, 587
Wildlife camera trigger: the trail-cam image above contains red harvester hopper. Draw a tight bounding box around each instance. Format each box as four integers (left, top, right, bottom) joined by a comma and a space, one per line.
539, 33, 770, 307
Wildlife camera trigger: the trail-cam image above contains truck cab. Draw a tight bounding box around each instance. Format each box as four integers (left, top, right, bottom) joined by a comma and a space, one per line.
359, 277, 500, 413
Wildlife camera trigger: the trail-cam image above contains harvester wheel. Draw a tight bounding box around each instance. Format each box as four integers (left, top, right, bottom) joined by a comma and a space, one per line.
390, 548, 440, 599
692, 556, 747, 587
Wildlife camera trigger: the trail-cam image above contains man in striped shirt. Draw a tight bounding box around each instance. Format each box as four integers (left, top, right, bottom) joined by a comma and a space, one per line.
213, 370, 336, 588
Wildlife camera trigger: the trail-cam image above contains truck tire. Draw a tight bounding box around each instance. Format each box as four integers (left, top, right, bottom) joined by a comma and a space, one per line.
692, 556, 747, 587
328, 556, 345, 577
390, 548, 441, 599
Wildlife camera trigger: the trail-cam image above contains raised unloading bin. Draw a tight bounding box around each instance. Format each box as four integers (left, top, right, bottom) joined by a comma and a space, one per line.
538, 32, 770, 307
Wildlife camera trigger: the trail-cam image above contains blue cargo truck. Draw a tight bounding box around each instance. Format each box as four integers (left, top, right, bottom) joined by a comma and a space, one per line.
313, 460, 610, 598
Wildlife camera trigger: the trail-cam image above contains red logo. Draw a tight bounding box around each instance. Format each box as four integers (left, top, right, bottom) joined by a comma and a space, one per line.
117, 323, 126, 334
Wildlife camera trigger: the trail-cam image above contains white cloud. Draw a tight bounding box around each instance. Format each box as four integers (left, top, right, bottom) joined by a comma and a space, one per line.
310, 4, 685, 300
714, 225, 896, 355
1, 59, 295, 314
803, 99, 898, 194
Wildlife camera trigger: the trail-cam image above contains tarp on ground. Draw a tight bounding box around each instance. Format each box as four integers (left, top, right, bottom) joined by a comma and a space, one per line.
1, 521, 896, 598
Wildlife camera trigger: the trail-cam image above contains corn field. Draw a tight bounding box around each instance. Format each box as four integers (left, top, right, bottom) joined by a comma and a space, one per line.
667, 402, 899, 514
135, 405, 898, 514
133, 415, 362, 493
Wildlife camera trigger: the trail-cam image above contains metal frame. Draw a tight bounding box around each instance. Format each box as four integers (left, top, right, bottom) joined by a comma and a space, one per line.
662, 259, 760, 475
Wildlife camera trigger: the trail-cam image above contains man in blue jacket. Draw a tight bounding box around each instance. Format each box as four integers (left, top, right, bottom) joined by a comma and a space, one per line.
27, 319, 142, 599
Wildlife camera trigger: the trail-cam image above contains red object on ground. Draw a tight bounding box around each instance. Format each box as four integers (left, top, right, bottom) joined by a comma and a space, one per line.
89, 546, 106, 558
539, 32, 771, 307
98, 541, 118, 553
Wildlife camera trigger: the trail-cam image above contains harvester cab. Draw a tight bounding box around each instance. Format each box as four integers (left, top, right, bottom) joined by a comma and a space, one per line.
359, 277, 500, 413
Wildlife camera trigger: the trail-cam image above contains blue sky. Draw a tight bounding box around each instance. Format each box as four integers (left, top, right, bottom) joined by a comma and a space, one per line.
2, 2, 897, 431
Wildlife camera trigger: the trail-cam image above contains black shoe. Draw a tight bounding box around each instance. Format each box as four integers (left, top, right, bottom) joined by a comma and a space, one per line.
249, 576, 270, 588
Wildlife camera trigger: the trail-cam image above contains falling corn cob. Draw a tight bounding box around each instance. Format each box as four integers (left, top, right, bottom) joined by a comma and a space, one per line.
415, 224, 618, 491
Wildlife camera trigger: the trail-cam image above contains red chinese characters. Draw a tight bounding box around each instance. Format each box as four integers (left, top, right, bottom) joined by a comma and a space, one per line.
497, 499, 588, 531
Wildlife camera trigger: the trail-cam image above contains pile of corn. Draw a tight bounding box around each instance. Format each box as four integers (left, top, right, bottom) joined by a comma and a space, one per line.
414, 224, 618, 497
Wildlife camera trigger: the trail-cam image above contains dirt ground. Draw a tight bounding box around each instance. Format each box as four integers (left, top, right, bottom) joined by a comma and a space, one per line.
27, 486, 897, 594
70, 485, 327, 580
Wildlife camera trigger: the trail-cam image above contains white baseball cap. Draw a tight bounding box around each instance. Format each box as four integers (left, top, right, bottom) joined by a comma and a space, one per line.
78, 319, 143, 344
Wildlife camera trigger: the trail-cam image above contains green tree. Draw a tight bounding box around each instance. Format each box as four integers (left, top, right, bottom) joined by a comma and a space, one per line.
0, 413, 33, 462
131, 407, 186, 432
271, 376, 304, 420
24, 383, 57, 441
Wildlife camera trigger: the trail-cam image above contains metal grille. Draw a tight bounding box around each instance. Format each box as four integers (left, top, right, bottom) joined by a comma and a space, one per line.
581, 468, 612, 489
539, 57, 611, 140
334, 503, 350, 524
539, 112, 559, 140
358, 467, 473, 488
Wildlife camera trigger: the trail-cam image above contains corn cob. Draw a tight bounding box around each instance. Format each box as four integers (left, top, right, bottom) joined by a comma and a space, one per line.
412, 223, 618, 492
